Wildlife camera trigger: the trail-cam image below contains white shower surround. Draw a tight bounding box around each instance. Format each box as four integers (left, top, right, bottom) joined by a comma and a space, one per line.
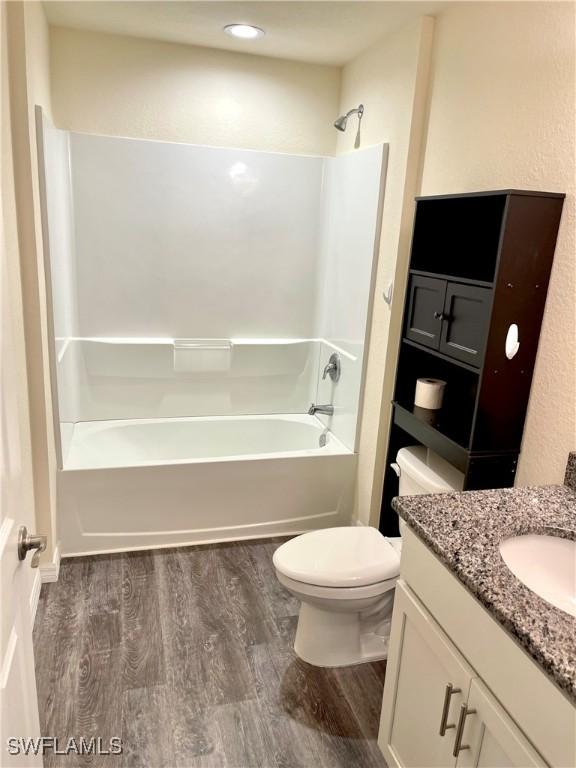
39, 115, 386, 555
43, 122, 386, 450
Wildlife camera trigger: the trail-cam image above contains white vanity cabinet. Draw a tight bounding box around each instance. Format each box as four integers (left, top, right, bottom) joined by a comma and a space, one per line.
381, 582, 472, 767
379, 528, 575, 768
458, 679, 545, 768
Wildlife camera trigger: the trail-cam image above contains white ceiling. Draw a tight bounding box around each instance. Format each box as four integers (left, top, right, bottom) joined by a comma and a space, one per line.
43, 1, 444, 66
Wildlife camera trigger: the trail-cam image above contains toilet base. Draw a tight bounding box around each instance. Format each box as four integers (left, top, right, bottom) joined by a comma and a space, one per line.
293, 600, 391, 667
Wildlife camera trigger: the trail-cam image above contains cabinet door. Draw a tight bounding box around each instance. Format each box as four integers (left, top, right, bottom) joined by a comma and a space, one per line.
405, 275, 446, 350
439, 283, 491, 366
455, 679, 546, 768
379, 582, 475, 768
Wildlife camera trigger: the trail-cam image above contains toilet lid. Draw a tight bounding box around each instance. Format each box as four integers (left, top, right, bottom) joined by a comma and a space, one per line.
273, 527, 401, 588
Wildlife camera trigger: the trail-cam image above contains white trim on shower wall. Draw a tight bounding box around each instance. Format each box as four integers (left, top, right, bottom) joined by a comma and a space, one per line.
55, 337, 71, 363
353, 144, 390, 454
35, 105, 63, 471
59, 335, 357, 353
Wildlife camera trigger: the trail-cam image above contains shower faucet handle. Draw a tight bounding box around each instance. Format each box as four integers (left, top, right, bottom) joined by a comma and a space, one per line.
322, 353, 341, 383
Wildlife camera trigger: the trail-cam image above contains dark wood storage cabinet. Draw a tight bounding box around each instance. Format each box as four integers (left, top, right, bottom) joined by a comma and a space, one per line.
380, 190, 565, 535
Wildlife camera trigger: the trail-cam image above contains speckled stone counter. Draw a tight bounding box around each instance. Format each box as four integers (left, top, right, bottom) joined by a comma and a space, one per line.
392, 465, 576, 702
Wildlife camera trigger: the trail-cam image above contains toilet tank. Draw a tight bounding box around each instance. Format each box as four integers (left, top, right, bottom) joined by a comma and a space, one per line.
395, 446, 465, 496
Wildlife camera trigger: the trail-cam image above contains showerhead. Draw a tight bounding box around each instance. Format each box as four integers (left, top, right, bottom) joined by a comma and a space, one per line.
334, 114, 349, 132
333, 104, 364, 148
333, 104, 364, 132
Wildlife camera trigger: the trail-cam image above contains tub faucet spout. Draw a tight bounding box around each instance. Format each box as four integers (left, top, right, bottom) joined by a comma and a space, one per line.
308, 403, 334, 416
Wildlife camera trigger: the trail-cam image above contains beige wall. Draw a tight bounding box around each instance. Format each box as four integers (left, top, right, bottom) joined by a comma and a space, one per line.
49, 26, 341, 155
337, 17, 435, 525
23, 2, 52, 122
419, 1, 575, 486
347, 1, 575, 523
8, 0, 58, 562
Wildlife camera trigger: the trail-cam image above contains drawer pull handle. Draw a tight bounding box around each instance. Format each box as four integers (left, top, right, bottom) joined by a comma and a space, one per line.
453, 704, 477, 757
439, 684, 461, 736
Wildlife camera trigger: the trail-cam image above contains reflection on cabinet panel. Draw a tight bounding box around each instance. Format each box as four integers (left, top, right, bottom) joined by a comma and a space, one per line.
405, 275, 445, 350
439, 283, 491, 366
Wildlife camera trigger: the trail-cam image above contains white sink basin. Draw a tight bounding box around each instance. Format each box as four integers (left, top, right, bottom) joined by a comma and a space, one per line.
499, 534, 576, 617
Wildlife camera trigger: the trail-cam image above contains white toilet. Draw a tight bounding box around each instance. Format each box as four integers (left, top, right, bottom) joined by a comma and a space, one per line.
273, 445, 464, 667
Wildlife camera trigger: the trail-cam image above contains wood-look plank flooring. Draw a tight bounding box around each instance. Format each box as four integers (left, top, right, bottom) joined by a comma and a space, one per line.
34, 538, 388, 768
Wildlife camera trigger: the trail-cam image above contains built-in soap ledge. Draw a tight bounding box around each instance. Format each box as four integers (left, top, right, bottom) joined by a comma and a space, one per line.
174, 339, 317, 376
173, 339, 232, 374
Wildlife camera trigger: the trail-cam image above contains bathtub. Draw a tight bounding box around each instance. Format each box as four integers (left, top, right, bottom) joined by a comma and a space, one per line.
58, 414, 356, 556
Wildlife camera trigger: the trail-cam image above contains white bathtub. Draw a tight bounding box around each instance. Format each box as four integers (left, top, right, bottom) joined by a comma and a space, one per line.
58, 414, 356, 556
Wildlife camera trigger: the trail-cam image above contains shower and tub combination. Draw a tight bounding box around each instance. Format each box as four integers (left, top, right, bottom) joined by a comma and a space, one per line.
37, 106, 388, 556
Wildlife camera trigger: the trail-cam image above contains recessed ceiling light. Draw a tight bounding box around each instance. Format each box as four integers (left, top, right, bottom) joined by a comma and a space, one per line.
224, 24, 265, 40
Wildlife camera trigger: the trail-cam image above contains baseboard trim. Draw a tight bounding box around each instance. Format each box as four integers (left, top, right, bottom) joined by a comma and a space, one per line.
40, 542, 61, 583
29, 569, 42, 622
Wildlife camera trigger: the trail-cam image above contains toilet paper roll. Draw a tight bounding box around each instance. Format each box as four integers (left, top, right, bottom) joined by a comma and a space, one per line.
414, 378, 446, 410
412, 405, 439, 426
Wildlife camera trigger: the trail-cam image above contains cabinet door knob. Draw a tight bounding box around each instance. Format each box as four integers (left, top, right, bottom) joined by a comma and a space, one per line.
452, 704, 477, 757
433, 311, 445, 320
439, 683, 461, 736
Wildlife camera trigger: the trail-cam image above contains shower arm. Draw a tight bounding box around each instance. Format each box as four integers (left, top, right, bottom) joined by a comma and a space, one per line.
347, 105, 364, 120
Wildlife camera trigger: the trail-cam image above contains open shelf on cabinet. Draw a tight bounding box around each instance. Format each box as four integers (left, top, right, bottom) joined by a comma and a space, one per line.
410, 194, 507, 283
392, 402, 469, 472
395, 340, 479, 444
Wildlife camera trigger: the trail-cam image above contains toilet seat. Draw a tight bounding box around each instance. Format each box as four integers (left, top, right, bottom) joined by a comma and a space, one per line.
273, 526, 400, 588
276, 569, 398, 601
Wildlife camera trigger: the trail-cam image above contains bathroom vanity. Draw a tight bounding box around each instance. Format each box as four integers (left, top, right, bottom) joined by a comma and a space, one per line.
378, 456, 576, 768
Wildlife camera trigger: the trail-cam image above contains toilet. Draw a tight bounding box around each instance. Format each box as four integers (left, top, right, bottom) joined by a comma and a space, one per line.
273, 445, 464, 667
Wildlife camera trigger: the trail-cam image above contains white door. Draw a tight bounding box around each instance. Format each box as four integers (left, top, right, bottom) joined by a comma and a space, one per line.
454, 679, 546, 768
379, 582, 475, 768
0, 1, 43, 764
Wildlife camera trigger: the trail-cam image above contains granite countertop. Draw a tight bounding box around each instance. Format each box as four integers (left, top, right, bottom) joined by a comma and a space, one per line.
392, 453, 576, 702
